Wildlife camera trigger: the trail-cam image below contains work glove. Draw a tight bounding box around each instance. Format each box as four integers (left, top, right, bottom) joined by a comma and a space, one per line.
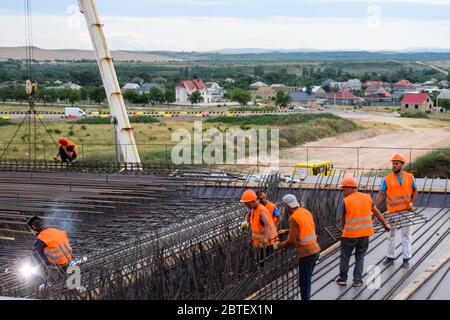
408, 202, 416, 212
278, 229, 289, 236
240, 221, 249, 229
272, 242, 280, 250
383, 223, 392, 232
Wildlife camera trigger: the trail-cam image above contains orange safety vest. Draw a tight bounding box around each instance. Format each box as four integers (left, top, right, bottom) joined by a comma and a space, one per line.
385, 172, 414, 213
37, 228, 73, 266
60, 141, 77, 157
342, 192, 374, 238
265, 200, 279, 226
290, 208, 318, 247
250, 204, 278, 248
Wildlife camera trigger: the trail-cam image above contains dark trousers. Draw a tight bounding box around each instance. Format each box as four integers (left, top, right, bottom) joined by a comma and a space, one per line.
60, 147, 77, 162
255, 245, 274, 266
298, 252, 319, 300
339, 236, 369, 282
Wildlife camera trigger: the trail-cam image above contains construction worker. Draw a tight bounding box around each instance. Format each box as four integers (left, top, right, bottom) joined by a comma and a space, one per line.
54, 137, 77, 162
375, 154, 418, 268
276, 194, 320, 300
240, 189, 278, 262
335, 177, 391, 287
256, 191, 282, 230
27, 216, 73, 279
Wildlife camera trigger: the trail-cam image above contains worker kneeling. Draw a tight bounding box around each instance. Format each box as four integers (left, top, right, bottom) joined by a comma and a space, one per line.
55, 137, 77, 162
336, 177, 391, 287
240, 189, 278, 263
277, 194, 320, 300
27, 216, 73, 281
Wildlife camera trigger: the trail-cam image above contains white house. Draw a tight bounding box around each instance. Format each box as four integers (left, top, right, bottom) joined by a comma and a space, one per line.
250, 81, 268, 90
122, 83, 140, 91
176, 80, 207, 104
205, 82, 224, 103
224, 78, 235, 84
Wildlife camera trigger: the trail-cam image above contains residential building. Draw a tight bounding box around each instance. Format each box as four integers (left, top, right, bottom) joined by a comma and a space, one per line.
401, 93, 433, 112
250, 81, 268, 90
255, 86, 275, 103
393, 79, 413, 91
364, 84, 391, 97
204, 82, 225, 103
176, 79, 207, 104
288, 92, 321, 108
152, 76, 168, 84
122, 83, 140, 91
137, 83, 166, 95
325, 91, 362, 105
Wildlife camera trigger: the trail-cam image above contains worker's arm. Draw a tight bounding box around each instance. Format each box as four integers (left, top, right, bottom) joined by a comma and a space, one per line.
340, 202, 346, 229
372, 204, 391, 231
410, 178, 418, 204
375, 189, 386, 211
31, 239, 47, 266
273, 207, 282, 228
278, 219, 298, 249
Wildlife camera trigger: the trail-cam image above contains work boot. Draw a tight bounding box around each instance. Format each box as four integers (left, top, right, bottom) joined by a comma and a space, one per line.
383, 257, 395, 265
335, 277, 347, 286
352, 280, 363, 287
401, 259, 410, 268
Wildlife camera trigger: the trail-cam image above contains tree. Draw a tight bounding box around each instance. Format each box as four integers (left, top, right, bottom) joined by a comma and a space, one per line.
187, 90, 203, 107
164, 88, 176, 105
67, 90, 80, 106
447, 72, 450, 82
148, 87, 164, 106
305, 85, 313, 96
274, 90, 291, 108
91, 87, 106, 104
254, 65, 264, 77
230, 88, 251, 106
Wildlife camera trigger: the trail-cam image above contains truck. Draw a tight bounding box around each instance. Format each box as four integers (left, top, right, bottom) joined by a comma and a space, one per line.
65, 107, 87, 118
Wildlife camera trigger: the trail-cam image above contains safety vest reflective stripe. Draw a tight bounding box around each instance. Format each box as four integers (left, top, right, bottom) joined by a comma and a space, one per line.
388, 200, 410, 206
296, 233, 316, 244
387, 195, 410, 201
344, 223, 373, 230
46, 245, 72, 255
345, 216, 372, 223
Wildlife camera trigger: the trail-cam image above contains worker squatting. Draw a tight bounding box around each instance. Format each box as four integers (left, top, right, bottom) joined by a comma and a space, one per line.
24, 154, 417, 299
240, 154, 417, 300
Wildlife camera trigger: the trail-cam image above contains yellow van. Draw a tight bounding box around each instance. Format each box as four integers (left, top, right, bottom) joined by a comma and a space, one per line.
293, 160, 334, 179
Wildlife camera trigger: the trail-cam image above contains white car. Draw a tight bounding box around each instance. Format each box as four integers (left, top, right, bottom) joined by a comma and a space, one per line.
294, 106, 307, 111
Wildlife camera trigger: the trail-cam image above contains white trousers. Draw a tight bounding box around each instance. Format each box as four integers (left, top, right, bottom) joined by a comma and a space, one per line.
387, 224, 412, 260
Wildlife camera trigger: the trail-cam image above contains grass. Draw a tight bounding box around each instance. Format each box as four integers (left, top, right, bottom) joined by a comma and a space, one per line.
77, 116, 160, 125
400, 112, 429, 119
228, 105, 278, 112
205, 113, 345, 126
406, 148, 450, 178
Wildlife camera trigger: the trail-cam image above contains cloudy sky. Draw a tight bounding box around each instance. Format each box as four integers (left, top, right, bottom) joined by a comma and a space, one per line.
1, 0, 450, 51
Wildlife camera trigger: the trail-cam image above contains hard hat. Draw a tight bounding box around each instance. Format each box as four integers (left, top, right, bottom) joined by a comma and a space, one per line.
340, 177, 358, 188
26, 216, 42, 228
240, 189, 257, 203
391, 154, 405, 163
58, 137, 69, 146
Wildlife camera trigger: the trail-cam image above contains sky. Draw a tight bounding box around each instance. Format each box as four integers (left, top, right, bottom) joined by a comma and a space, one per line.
0, 0, 450, 51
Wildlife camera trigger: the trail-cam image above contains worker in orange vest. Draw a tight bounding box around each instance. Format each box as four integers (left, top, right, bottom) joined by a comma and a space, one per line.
277, 194, 320, 300
54, 137, 78, 162
375, 154, 418, 268
335, 177, 391, 287
240, 189, 278, 262
256, 191, 282, 230
27, 216, 73, 278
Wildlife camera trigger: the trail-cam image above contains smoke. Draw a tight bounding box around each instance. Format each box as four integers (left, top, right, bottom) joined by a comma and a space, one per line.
43, 197, 76, 234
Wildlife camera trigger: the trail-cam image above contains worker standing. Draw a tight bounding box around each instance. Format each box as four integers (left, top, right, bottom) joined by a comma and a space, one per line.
335, 177, 391, 287
27, 216, 73, 280
54, 137, 78, 163
240, 189, 278, 262
375, 154, 418, 268
256, 191, 282, 230
277, 194, 320, 300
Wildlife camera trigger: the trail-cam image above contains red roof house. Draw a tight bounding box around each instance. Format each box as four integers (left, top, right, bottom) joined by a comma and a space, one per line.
401, 93, 433, 112
395, 79, 412, 87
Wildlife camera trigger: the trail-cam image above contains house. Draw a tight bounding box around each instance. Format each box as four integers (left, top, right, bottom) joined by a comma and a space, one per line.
418, 86, 440, 94
438, 89, 450, 101
137, 83, 166, 95
250, 81, 268, 90
224, 78, 235, 84
394, 79, 412, 91
255, 86, 276, 103
288, 92, 320, 108
204, 82, 225, 103
176, 79, 207, 104
364, 84, 391, 97
302, 86, 324, 94
321, 79, 335, 88
401, 93, 433, 112
343, 79, 362, 91
151, 76, 168, 84
122, 83, 140, 91
438, 80, 449, 88
131, 77, 144, 85
363, 80, 384, 87
326, 91, 362, 105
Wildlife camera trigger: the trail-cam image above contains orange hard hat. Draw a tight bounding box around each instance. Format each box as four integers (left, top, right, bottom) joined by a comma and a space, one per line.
58, 137, 69, 146
240, 189, 257, 203
391, 154, 405, 163
340, 177, 358, 188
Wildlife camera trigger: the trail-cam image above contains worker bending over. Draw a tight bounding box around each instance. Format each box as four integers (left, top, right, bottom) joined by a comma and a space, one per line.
256, 191, 282, 230
27, 216, 73, 280
240, 189, 278, 262
277, 194, 320, 300
375, 154, 418, 268
55, 137, 77, 162
335, 177, 391, 287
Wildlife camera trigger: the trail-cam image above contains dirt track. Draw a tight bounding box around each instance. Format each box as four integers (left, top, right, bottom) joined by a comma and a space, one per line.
278, 112, 450, 173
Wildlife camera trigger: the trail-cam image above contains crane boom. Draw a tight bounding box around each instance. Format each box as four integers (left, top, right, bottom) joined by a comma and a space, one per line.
78, 0, 141, 164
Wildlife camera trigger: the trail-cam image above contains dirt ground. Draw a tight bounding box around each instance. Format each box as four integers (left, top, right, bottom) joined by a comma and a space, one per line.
277, 112, 450, 173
